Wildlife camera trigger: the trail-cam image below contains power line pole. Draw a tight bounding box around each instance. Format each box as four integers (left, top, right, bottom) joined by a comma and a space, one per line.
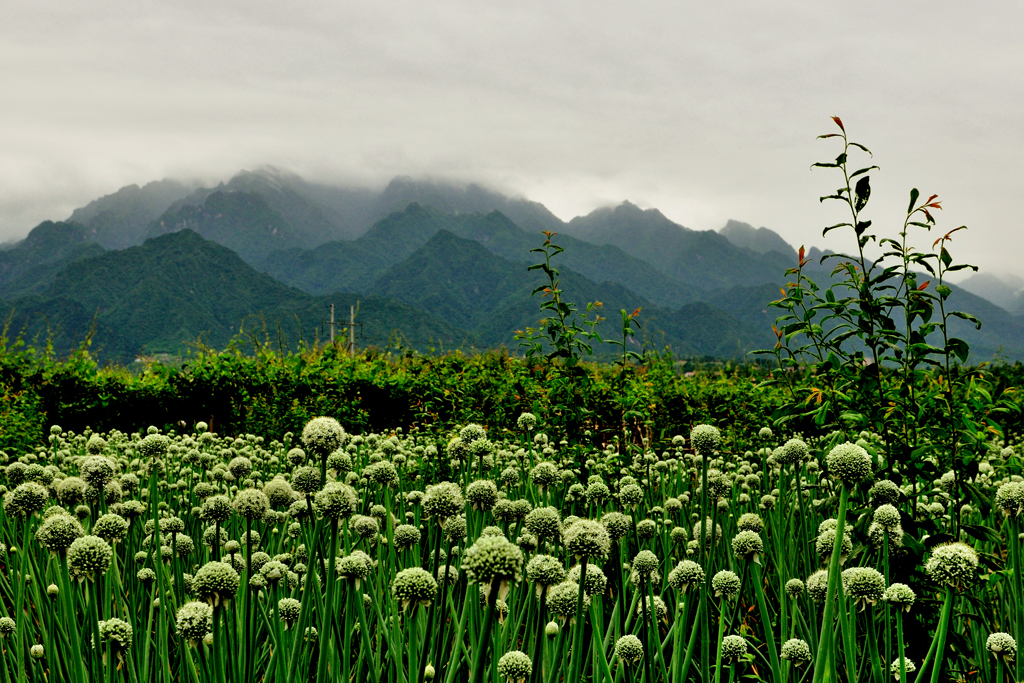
329, 304, 335, 344
349, 305, 356, 355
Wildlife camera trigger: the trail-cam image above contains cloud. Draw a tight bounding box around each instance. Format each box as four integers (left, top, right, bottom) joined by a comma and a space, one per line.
1, 0, 1020, 273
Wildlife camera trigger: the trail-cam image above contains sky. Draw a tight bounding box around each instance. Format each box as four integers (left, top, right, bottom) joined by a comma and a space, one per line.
2, 0, 1021, 276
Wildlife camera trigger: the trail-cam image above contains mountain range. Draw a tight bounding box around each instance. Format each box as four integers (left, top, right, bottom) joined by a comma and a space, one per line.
1, 167, 1022, 363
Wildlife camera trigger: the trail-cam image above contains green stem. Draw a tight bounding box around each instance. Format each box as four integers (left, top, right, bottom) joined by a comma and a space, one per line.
751, 561, 782, 683
896, 610, 906, 683
531, 587, 548, 683
640, 579, 655, 683
927, 587, 955, 683
417, 528, 444, 683
671, 592, 689, 683
471, 583, 499, 683
810, 485, 850, 683
568, 557, 590, 683
714, 599, 726, 683
315, 519, 340, 683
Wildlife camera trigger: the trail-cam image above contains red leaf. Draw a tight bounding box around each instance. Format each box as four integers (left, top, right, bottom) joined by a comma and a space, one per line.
630, 307, 642, 318
918, 281, 930, 291
798, 246, 805, 263
831, 116, 845, 132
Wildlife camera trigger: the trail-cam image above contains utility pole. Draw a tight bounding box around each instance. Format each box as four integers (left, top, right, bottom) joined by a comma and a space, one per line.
329, 304, 335, 344
349, 305, 356, 355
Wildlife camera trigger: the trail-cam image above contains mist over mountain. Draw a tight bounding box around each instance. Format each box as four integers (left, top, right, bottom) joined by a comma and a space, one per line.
957, 272, 1024, 315
0, 168, 1017, 364
68, 179, 199, 249
718, 220, 797, 259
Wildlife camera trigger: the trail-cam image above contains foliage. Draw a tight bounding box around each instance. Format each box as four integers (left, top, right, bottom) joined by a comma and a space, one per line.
756, 119, 1012, 531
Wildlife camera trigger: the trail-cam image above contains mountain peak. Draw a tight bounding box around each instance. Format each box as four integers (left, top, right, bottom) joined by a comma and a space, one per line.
147, 191, 296, 264
22, 220, 90, 248
718, 220, 796, 258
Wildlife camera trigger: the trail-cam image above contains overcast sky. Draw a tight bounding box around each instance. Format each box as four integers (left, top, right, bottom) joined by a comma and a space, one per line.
3, 1, 1021, 276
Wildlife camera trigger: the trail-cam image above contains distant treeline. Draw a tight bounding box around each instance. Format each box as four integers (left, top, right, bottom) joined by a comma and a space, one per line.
4, 335, 1024, 458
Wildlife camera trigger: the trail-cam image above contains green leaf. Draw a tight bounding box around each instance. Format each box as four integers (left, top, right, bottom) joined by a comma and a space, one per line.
854, 175, 871, 212
848, 142, 872, 156
850, 165, 879, 179
908, 188, 919, 214
935, 284, 952, 300
948, 310, 982, 330
946, 337, 970, 363
961, 524, 1002, 545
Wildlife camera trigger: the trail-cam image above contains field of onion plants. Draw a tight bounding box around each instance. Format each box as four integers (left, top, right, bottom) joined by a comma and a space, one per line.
0, 414, 1021, 683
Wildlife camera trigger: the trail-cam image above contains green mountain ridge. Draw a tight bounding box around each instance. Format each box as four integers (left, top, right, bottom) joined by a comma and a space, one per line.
368, 228, 771, 356
2, 170, 1012, 363
563, 201, 795, 291
0, 230, 465, 361
262, 203, 698, 308
147, 191, 301, 264
0, 221, 105, 299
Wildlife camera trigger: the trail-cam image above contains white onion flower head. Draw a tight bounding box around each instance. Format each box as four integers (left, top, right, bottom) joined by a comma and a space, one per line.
192, 561, 240, 606
615, 635, 644, 665
985, 632, 1017, 663
826, 442, 872, 486
462, 535, 523, 599
995, 482, 1024, 517
422, 482, 464, 522
873, 505, 901, 531
736, 513, 764, 533
784, 579, 805, 600
731, 531, 764, 563
841, 567, 885, 609
667, 560, 705, 593
391, 567, 438, 611
526, 554, 566, 595
882, 583, 915, 612
67, 535, 113, 581
563, 519, 611, 560
890, 658, 916, 679
301, 417, 346, 460
924, 542, 978, 590
721, 635, 748, 662
567, 563, 607, 597
712, 570, 741, 599
313, 483, 359, 521
546, 580, 589, 622
497, 650, 533, 682
176, 601, 213, 645
778, 438, 808, 465
806, 569, 829, 603
781, 639, 811, 665
690, 425, 721, 455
